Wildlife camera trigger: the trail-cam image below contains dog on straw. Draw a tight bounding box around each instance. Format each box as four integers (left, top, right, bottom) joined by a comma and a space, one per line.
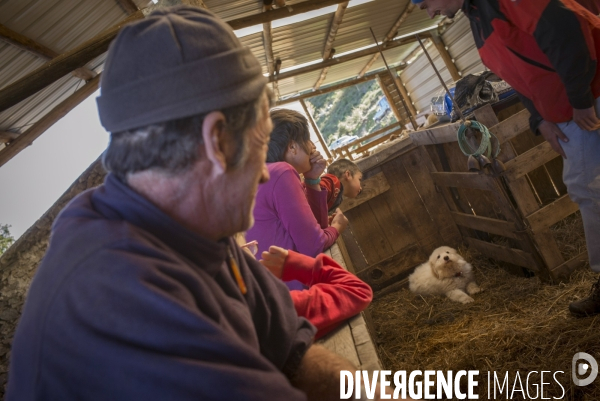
409, 246, 481, 304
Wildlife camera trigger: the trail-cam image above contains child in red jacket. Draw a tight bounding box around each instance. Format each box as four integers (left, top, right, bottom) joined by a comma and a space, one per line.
259, 245, 373, 340
320, 159, 363, 214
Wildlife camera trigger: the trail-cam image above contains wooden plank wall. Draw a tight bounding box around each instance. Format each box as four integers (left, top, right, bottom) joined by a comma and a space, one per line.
319, 243, 382, 373
338, 139, 461, 291
410, 102, 585, 282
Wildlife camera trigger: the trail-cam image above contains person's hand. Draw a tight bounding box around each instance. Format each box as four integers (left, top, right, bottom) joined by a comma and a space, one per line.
573, 106, 600, 131
259, 246, 288, 279
539, 120, 569, 159
330, 208, 349, 234
304, 148, 326, 180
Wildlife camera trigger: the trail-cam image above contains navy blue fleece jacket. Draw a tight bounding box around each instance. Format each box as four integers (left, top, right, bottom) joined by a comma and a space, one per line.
7, 174, 315, 400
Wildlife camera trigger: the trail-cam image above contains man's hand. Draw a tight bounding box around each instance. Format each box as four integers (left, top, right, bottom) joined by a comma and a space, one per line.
304, 148, 327, 180
539, 120, 569, 159
573, 106, 600, 131
330, 208, 349, 234
259, 246, 288, 279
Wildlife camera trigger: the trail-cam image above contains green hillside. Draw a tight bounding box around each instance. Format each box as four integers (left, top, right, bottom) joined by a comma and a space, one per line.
305, 79, 398, 147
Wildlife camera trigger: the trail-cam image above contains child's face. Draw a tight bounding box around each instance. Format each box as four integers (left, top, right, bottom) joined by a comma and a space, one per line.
343, 170, 362, 198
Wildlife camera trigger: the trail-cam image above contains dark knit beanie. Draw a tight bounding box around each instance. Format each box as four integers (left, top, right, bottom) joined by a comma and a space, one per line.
97, 5, 267, 133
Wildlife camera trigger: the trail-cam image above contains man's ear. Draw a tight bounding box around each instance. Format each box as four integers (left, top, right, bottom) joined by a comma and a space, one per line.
201, 111, 228, 177
344, 170, 352, 181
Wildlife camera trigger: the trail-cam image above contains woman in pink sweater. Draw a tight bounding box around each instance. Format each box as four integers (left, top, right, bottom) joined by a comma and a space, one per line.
246, 109, 348, 257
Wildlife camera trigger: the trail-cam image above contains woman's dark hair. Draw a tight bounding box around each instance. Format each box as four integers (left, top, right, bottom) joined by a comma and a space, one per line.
267, 108, 312, 162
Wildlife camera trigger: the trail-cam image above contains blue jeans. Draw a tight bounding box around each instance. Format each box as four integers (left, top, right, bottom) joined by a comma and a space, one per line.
558, 99, 600, 272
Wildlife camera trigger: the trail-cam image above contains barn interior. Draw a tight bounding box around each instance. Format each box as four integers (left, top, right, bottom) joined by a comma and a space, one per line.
0, 0, 597, 398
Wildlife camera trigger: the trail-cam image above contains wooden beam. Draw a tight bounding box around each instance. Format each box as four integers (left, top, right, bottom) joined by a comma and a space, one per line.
355, 136, 416, 172
0, 131, 18, 144
356, 244, 426, 291
262, 21, 280, 99
0, 11, 143, 113
0, 75, 100, 168
277, 70, 381, 106
0, 23, 56, 59
270, 33, 426, 83
300, 99, 333, 159
323, 2, 347, 61
490, 109, 530, 144
228, 0, 350, 30
351, 129, 401, 157
313, 67, 331, 91
339, 172, 390, 212
465, 237, 539, 270
526, 194, 579, 232
431, 171, 496, 191
357, 3, 415, 78
403, 38, 430, 65
431, 32, 460, 81
149, 0, 207, 8
450, 211, 518, 239
409, 108, 530, 146
503, 141, 560, 182
115, 0, 139, 14
392, 72, 417, 119
337, 122, 402, 155
550, 251, 589, 282
376, 74, 402, 123
313, 1, 348, 90
0, 23, 97, 81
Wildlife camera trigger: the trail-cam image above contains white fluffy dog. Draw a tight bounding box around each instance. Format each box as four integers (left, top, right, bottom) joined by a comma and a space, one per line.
409, 246, 481, 304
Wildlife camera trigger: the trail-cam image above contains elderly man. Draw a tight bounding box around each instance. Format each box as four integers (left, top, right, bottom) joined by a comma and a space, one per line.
6, 6, 379, 400
416, 0, 600, 316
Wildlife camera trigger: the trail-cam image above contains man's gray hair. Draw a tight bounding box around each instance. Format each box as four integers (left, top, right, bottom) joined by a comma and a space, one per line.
103, 88, 269, 181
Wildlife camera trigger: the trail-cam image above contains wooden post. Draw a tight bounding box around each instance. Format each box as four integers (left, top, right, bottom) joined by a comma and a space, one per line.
313, 1, 348, 90
262, 21, 280, 99
431, 32, 461, 82
472, 105, 560, 281
376, 74, 402, 123
300, 99, 333, 160
392, 73, 417, 119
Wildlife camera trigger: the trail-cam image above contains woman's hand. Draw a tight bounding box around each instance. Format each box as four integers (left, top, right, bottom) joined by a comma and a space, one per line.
304, 148, 326, 180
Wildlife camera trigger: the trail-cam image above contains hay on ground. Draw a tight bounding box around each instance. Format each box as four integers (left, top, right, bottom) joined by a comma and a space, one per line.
370, 217, 597, 400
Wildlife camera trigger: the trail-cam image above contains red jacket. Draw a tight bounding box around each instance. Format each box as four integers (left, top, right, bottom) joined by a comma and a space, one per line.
464, 0, 600, 131
282, 251, 373, 340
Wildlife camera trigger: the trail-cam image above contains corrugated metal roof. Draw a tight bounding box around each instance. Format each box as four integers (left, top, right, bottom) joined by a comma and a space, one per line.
400, 43, 454, 113
442, 12, 485, 76
0, 0, 453, 157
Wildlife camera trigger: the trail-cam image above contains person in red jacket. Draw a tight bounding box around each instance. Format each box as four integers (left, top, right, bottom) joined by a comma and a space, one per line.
416, 0, 600, 317
259, 245, 373, 340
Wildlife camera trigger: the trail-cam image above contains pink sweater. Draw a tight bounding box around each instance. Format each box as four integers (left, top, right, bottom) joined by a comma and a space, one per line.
247, 162, 339, 258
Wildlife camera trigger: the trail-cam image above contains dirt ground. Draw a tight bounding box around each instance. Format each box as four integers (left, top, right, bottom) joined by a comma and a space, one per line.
369, 213, 600, 400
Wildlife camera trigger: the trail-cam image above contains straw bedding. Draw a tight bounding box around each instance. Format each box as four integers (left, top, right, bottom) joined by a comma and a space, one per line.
370, 212, 599, 400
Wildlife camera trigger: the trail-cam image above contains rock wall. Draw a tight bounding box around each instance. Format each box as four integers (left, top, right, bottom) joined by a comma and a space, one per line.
0, 158, 106, 395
